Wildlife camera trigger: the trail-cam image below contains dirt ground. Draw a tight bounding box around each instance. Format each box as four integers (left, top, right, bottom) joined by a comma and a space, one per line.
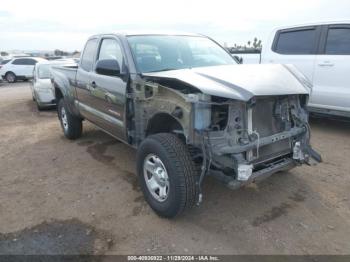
0, 81, 349, 255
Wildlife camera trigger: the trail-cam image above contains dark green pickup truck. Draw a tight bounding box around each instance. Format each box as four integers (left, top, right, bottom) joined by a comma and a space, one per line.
51, 32, 321, 218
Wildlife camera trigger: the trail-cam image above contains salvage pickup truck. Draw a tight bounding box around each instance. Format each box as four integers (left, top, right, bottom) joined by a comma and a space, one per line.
51, 32, 321, 218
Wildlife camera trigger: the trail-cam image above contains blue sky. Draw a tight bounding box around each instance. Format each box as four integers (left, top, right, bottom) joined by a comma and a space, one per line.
0, 0, 349, 51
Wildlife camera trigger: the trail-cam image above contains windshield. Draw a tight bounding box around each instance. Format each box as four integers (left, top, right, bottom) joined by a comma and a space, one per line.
38, 64, 51, 79
127, 35, 236, 73
1, 59, 10, 65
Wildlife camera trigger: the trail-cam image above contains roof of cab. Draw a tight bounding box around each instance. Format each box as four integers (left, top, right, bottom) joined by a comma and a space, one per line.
36, 59, 77, 66
89, 30, 204, 38
272, 19, 350, 31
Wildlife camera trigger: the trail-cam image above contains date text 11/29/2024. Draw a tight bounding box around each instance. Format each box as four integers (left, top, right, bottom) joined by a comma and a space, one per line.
127, 255, 220, 261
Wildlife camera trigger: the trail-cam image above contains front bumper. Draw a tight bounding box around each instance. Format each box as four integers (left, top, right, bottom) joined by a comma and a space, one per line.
209, 156, 296, 190
199, 123, 321, 190
206, 127, 321, 189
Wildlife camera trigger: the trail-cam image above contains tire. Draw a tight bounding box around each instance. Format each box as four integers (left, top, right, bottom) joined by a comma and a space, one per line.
37, 103, 45, 111
136, 133, 198, 218
57, 98, 82, 140
5, 72, 16, 83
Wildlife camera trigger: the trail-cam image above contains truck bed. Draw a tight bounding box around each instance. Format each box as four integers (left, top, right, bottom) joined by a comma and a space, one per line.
50, 65, 78, 92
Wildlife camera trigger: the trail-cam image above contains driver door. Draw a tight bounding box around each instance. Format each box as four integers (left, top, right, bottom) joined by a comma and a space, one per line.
88, 37, 128, 141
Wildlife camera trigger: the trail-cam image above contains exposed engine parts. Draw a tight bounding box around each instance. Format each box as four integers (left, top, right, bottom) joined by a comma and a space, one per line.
127, 78, 321, 205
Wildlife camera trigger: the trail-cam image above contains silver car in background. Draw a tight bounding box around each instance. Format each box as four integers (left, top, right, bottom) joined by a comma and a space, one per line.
31, 59, 77, 110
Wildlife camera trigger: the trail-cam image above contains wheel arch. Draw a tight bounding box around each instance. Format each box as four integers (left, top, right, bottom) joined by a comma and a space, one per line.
54, 84, 81, 118
146, 112, 186, 142
5, 71, 16, 76
54, 85, 64, 101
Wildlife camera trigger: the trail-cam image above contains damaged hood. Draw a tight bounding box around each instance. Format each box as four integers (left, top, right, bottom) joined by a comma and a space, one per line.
143, 64, 311, 101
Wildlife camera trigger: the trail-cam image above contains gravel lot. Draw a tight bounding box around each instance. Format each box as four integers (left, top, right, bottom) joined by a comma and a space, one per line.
0, 81, 349, 255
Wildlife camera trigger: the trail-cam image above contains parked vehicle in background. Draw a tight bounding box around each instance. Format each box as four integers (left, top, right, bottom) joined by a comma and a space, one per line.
51, 32, 321, 218
0, 59, 11, 69
0, 57, 47, 83
0, 53, 30, 60
46, 56, 67, 61
0, 60, 11, 82
233, 21, 350, 118
31, 60, 77, 110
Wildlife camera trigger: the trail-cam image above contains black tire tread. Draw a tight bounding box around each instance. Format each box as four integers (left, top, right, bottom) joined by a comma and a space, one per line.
58, 99, 82, 140
146, 133, 198, 216
5, 72, 16, 83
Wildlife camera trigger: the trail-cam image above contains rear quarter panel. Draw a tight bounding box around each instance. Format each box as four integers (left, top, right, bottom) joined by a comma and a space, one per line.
51, 66, 80, 116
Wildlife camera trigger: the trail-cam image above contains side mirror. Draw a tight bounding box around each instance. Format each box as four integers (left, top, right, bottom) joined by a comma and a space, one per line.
95, 59, 121, 77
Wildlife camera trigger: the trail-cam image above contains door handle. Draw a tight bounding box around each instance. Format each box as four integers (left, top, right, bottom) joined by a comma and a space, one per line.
318, 62, 334, 67
91, 81, 97, 88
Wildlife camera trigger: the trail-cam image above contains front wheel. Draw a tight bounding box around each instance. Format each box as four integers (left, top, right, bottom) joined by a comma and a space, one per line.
57, 99, 82, 140
136, 133, 198, 218
5, 72, 16, 83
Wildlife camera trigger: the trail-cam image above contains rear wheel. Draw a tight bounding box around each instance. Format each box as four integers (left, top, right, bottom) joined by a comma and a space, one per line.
5, 72, 16, 83
137, 133, 198, 218
57, 99, 82, 140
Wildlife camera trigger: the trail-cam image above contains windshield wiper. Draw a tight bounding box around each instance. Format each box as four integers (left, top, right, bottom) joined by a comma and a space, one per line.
146, 68, 179, 73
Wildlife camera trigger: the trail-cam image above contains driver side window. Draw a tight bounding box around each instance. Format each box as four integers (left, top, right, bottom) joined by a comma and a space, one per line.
98, 38, 125, 73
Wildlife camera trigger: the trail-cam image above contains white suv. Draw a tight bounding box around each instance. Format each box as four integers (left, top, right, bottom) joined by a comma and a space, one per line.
261, 21, 350, 118
0, 57, 47, 83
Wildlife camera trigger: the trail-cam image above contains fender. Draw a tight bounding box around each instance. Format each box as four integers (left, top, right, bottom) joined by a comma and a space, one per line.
132, 82, 192, 143
51, 66, 81, 118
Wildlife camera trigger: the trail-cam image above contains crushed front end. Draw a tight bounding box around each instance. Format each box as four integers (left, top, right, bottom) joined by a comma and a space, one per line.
187, 93, 322, 195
